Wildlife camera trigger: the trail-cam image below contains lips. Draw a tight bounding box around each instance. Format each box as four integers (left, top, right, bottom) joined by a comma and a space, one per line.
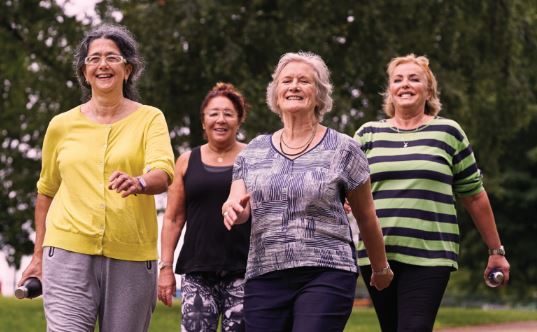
398, 92, 415, 97
96, 73, 113, 79
286, 95, 303, 100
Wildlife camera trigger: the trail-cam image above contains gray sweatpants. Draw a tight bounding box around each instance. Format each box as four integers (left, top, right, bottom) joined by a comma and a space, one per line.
42, 246, 157, 332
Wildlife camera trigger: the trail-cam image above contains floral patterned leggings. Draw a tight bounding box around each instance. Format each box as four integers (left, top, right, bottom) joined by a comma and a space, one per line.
181, 272, 245, 332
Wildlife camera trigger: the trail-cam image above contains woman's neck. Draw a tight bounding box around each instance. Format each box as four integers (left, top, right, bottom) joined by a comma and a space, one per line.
207, 140, 236, 154
90, 94, 126, 118
391, 111, 431, 130
281, 113, 318, 140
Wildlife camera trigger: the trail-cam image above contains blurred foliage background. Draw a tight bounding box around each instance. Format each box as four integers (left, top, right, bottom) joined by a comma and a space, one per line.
1, 0, 536, 304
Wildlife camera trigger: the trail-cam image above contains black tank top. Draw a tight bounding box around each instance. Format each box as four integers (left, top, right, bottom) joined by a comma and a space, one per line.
175, 146, 251, 275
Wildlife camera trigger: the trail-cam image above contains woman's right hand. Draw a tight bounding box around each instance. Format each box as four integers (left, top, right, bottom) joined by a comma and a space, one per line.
222, 194, 250, 230
157, 268, 177, 307
18, 254, 43, 287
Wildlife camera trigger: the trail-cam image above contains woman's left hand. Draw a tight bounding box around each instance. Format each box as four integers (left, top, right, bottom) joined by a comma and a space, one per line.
108, 171, 142, 197
370, 267, 394, 291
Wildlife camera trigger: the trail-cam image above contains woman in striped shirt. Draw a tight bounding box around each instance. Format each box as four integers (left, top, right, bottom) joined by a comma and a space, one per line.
354, 54, 510, 331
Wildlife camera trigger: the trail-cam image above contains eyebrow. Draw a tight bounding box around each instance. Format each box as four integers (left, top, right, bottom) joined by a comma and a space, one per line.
392, 74, 422, 80
87, 51, 121, 56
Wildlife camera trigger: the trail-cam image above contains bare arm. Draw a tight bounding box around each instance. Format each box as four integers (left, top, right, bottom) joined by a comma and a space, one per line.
18, 193, 53, 285
222, 179, 251, 230
461, 190, 510, 285
348, 179, 393, 290
157, 153, 189, 306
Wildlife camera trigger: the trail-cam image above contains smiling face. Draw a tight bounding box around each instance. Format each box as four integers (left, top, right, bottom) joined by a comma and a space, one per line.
389, 62, 430, 113
202, 96, 240, 144
83, 38, 132, 96
276, 61, 317, 115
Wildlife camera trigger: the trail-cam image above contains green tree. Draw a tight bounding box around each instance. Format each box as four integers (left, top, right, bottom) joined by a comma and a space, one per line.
1, 0, 536, 301
0, 0, 84, 268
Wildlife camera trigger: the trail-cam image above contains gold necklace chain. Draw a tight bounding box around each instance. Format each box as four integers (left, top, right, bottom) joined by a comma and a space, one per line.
395, 127, 409, 148
279, 125, 317, 157
280, 126, 316, 150
207, 143, 235, 163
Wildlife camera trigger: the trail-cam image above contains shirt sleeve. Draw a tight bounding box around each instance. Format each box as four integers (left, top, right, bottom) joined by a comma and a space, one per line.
144, 111, 175, 183
36, 117, 63, 197
341, 137, 370, 193
353, 122, 370, 152
232, 152, 247, 182
451, 124, 484, 197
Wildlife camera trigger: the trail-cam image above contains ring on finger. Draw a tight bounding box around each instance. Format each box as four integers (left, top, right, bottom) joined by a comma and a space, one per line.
223, 211, 229, 217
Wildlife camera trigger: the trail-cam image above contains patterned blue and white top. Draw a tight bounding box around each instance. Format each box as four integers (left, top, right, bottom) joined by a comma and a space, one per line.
233, 128, 370, 280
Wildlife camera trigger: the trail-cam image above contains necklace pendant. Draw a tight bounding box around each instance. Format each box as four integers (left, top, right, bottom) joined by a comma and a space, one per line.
217, 157, 224, 163
403, 142, 408, 148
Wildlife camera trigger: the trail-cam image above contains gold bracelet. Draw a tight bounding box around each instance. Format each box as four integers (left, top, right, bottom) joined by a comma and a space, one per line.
373, 264, 391, 275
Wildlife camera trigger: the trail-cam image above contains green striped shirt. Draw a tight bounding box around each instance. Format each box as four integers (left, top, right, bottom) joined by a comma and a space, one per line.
354, 117, 483, 269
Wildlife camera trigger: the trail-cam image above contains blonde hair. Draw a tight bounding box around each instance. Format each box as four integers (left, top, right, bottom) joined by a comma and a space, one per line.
266, 52, 333, 121
382, 54, 442, 117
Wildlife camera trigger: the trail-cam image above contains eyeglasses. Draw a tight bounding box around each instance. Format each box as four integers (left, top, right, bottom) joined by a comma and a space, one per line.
84, 54, 126, 65
205, 110, 239, 119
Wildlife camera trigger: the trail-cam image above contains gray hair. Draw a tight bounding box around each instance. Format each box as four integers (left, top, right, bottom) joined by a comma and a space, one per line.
266, 52, 333, 121
74, 24, 145, 102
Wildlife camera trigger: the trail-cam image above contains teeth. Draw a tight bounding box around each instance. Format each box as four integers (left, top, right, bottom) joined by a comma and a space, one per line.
286, 96, 302, 100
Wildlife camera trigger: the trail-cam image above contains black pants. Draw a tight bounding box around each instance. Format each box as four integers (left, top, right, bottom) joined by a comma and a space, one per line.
361, 261, 451, 332
244, 267, 357, 332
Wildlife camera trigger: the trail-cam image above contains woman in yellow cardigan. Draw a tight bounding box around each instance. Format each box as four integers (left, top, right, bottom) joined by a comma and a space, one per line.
18, 24, 174, 332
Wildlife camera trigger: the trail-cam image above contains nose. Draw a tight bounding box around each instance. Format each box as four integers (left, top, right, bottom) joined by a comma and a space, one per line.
289, 79, 300, 90
216, 112, 226, 122
97, 57, 110, 67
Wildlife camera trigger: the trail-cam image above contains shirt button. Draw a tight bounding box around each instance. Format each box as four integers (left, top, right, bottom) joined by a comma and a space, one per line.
99, 203, 105, 209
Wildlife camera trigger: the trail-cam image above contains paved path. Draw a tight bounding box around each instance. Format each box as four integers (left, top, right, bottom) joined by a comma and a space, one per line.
437, 321, 537, 331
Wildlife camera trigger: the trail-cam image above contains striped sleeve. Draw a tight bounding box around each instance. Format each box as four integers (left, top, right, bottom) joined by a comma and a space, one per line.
450, 122, 484, 197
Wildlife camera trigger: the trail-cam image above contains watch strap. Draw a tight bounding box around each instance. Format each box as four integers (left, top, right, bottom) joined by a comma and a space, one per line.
158, 261, 173, 270
488, 245, 505, 256
136, 176, 147, 192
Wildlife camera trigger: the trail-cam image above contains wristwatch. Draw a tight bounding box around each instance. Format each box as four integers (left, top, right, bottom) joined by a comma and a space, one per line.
158, 261, 173, 271
136, 176, 147, 192
488, 245, 506, 256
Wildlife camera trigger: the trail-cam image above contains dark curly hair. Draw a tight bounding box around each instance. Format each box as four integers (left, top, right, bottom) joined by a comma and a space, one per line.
73, 24, 145, 102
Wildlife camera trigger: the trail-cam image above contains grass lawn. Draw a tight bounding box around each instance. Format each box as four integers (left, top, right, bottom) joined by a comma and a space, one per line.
0, 297, 535, 331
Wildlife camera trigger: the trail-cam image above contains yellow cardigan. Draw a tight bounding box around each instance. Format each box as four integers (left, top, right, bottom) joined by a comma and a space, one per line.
38, 105, 175, 261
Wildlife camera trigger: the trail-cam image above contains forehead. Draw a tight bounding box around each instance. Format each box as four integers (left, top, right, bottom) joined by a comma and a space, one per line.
87, 38, 120, 54
279, 61, 315, 78
391, 62, 426, 77
205, 96, 235, 110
